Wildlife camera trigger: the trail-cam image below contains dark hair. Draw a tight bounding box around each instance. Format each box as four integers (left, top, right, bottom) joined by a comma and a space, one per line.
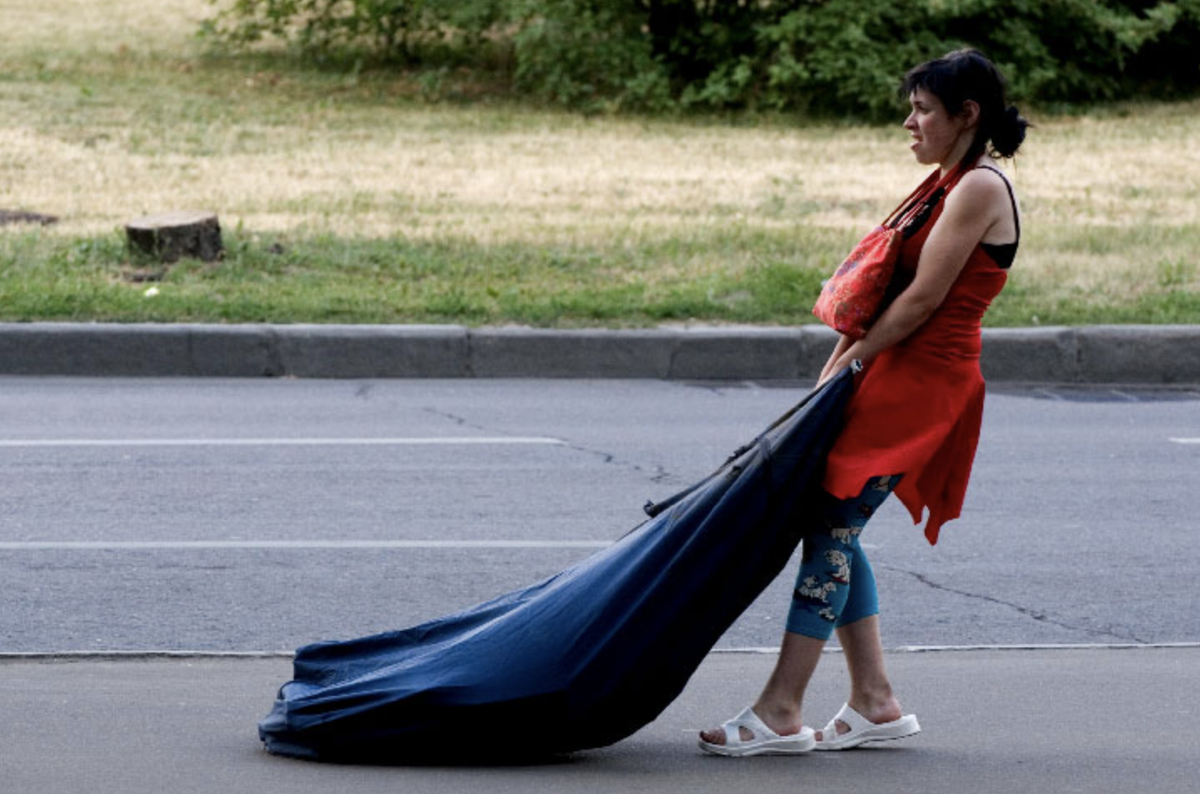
901, 48, 1029, 160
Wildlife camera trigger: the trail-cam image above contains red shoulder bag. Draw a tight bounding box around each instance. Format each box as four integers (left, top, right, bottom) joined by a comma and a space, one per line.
812, 169, 952, 339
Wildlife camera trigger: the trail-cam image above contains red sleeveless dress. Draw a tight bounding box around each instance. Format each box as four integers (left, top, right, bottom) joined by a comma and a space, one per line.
820, 168, 1010, 545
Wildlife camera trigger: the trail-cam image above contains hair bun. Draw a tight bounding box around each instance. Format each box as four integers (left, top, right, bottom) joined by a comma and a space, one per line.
991, 105, 1029, 159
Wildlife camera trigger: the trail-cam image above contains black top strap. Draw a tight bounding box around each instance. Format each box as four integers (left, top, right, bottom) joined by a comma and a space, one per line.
976, 165, 1021, 244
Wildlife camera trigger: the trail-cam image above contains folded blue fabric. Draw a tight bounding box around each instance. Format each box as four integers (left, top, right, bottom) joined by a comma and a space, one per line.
259, 368, 855, 762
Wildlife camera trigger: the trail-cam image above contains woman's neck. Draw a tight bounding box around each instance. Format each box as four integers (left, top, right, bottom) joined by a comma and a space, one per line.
940, 135, 981, 176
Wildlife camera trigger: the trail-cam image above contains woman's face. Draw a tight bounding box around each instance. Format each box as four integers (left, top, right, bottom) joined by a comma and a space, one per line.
903, 87, 974, 166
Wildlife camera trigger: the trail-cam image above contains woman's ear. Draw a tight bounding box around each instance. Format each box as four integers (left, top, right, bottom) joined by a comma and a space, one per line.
959, 99, 981, 130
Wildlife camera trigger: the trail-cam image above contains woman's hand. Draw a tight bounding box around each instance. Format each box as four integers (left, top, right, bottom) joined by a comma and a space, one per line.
817, 334, 854, 385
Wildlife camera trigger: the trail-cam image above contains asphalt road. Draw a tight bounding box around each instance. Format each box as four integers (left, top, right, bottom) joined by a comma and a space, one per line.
5, 649, 1200, 794
2, 376, 1197, 653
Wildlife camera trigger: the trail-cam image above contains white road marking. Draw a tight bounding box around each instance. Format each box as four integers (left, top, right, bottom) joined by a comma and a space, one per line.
713, 642, 1200, 654
0, 650, 297, 660
0, 540, 611, 550
0, 436, 564, 448
1169, 438, 1200, 444
4, 642, 1199, 660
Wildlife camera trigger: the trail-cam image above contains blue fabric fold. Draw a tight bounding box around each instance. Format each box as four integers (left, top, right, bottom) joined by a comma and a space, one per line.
259, 368, 854, 762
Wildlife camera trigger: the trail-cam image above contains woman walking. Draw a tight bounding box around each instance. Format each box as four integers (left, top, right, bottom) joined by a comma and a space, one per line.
700, 48, 1029, 756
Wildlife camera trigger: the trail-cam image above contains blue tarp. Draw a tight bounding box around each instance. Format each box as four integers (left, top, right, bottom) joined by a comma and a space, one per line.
259, 368, 854, 762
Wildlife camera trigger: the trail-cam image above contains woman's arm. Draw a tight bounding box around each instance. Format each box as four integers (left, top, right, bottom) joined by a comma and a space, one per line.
823, 170, 1007, 375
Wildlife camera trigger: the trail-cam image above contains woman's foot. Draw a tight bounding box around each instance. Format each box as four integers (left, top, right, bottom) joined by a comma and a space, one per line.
813, 697, 920, 750
813, 694, 903, 742
698, 704, 815, 756
699, 699, 804, 746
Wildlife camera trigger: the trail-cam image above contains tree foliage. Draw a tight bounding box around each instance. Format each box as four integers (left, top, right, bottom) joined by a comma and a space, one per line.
203, 0, 1200, 115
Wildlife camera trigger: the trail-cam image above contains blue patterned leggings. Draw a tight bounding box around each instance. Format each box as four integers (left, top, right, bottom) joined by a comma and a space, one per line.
785, 475, 901, 640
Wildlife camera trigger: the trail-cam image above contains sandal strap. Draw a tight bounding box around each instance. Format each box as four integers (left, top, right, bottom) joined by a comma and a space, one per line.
721, 706, 775, 746
822, 702, 870, 739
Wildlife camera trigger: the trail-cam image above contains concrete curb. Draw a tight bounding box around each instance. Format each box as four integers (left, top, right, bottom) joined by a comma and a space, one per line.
0, 322, 1197, 383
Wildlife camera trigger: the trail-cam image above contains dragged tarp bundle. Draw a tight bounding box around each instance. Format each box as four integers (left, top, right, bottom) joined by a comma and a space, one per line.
258, 367, 855, 762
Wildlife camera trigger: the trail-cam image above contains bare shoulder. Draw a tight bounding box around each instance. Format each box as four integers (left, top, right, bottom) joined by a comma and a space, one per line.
954, 167, 1012, 202
943, 167, 1011, 223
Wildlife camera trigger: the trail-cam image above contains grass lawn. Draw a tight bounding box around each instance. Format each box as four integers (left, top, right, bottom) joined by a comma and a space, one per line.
1, 0, 1197, 327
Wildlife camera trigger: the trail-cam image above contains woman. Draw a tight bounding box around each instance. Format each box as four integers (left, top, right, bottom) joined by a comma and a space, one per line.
699, 48, 1029, 756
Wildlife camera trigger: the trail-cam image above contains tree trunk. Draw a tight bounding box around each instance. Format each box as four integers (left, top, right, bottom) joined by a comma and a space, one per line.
125, 211, 224, 263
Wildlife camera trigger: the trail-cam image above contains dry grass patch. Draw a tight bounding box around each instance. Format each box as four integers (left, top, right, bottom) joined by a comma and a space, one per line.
1, 0, 1197, 326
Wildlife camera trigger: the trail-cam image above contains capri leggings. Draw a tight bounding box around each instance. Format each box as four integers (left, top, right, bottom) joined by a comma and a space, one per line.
785, 475, 901, 640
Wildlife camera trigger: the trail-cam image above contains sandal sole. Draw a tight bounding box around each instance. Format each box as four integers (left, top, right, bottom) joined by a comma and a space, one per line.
699, 739, 816, 757
814, 715, 921, 751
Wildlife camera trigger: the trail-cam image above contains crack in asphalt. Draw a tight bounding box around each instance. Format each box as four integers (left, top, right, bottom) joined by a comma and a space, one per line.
421, 408, 679, 486
881, 565, 1150, 645
562, 444, 677, 486
421, 408, 490, 433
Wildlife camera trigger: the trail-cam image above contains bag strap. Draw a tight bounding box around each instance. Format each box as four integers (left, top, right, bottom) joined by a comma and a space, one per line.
881, 170, 940, 229
885, 162, 972, 235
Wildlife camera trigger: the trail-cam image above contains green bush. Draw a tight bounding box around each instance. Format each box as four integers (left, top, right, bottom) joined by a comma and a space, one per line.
755, 1, 945, 117
203, 0, 1200, 115
202, 0, 508, 61
508, 0, 672, 111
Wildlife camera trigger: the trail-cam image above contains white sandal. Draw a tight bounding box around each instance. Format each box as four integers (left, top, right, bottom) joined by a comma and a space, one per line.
698, 706, 816, 757
813, 703, 920, 751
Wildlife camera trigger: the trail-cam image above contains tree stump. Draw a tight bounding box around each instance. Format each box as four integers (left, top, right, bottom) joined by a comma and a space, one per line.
125, 211, 224, 263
